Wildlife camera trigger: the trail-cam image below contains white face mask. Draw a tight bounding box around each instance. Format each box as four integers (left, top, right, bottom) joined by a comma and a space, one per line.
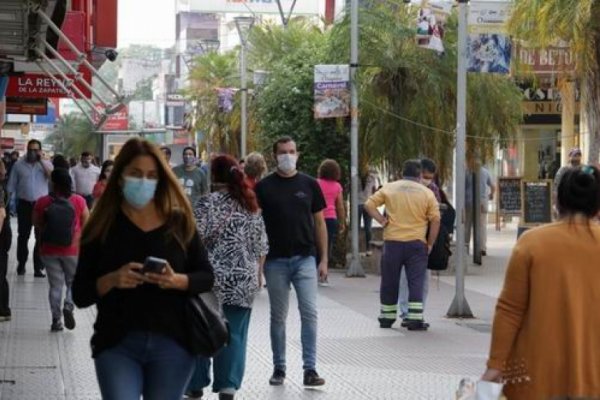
277, 154, 298, 174
422, 178, 433, 186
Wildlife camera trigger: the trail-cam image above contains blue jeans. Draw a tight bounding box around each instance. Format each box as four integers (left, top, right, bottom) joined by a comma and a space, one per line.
95, 331, 195, 400
264, 256, 319, 371
188, 305, 252, 394
358, 204, 373, 250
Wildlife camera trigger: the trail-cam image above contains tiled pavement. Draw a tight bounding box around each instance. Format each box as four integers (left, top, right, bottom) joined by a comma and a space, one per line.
0, 224, 516, 399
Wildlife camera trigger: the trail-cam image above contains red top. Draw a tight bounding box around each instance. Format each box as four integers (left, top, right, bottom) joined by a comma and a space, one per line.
92, 180, 107, 199
34, 194, 87, 256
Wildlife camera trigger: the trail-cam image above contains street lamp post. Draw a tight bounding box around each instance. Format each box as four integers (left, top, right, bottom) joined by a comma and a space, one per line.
234, 16, 255, 159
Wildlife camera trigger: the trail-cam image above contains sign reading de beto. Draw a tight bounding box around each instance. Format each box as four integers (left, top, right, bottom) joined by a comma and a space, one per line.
5, 69, 92, 99
515, 45, 576, 76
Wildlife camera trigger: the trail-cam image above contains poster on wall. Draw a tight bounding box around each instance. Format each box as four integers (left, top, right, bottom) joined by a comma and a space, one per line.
314, 65, 350, 119
467, 1, 513, 74
416, 1, 452, 53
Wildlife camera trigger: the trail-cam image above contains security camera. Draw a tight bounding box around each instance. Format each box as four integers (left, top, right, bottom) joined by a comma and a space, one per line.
105, 49, 118, 62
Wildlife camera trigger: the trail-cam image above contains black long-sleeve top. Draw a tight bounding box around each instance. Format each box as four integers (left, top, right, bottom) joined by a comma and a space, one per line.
73, 211, 214, 358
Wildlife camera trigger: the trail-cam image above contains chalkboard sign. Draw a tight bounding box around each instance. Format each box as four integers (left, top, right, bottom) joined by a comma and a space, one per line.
522, 180, 553, 226
498, 177, 522, 216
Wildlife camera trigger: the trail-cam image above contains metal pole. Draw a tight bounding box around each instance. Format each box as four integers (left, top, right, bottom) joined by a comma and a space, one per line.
240, 44, 248, 158
447, 0, 473, 318
346, 0, 365, 277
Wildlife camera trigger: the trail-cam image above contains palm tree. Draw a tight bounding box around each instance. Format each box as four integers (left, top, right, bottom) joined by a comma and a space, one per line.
509, 0, 600, 163
187, 51, 243, 157
45, 113, 99, 157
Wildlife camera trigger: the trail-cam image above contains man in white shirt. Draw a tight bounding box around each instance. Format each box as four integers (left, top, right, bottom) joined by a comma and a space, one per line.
70, 151, 100, 209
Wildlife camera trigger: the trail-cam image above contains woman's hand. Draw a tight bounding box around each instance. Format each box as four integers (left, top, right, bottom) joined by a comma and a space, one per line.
145, 263, 189, 291
97, 263, 147, 297
481, 368, 503, 383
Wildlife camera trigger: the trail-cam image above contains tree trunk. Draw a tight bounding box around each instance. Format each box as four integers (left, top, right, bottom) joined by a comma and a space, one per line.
584, 21, 600, 164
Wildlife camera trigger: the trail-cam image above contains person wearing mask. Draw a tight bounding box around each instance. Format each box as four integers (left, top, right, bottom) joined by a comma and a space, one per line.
316, 159, 345, 286
72, 138, 214, 400
187, 155, 268, 400
0, 159, 11, 322
160, 146, 174, 168
358, 167, 379, 256
92, 160, 114, 201
255, 136, 328, 387
482, 165, 600, 399
173, 147, 208, 206
8, 139, 53, 277
243, 152, 267, 190
364, 160, 440, 331
71, 151, 101, 209
398, 158, 441, 324
33, 169, 89, 332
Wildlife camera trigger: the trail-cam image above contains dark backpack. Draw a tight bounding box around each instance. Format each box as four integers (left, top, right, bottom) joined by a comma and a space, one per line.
42, 194, 76, 247
427, 224, 452, 271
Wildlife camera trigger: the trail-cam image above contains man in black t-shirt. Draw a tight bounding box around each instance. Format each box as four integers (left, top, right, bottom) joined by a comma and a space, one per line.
255, 136, 328, 388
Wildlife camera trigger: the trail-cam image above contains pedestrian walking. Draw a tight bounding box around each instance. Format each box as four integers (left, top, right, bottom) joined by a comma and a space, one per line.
255, 136, 328, 387
33, 169, 89, 332
0, 160, 12, 322
92, 160, 114, 201
186, 155, 268, 400
317, 159, 345, 286
173, 146, 209, 206
398, 158, 441, 321
465, 164, 494, 255
51, 154, 71, 170
553, 147, 582, 204
71, 151, 101, 209
7, 139, 53, 277
358, 167, 379, 255
72, 138, 214, 400
482, 165, 600, 399
243, 151, 267, 190
364, 160, 440, 331
160, 146, 175, 168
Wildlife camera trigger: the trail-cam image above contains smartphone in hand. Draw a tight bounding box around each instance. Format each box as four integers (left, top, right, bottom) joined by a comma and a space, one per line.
142, 257, 167, 274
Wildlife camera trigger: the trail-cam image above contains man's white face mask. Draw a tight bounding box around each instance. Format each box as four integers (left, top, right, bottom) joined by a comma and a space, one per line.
277, 154, 298, 174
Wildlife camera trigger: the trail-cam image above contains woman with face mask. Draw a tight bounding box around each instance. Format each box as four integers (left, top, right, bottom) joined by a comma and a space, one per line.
72, 138, 214, 400
92, 160, 114, 202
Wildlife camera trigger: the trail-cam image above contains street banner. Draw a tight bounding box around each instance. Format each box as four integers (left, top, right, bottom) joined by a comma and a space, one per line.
314, 65, 350, 119
467, 1, 512, 74
416, 1, 452, 54
217, 88, 235, 113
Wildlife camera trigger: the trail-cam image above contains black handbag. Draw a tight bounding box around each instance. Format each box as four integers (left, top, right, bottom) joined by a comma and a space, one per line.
185, 291, 230, 357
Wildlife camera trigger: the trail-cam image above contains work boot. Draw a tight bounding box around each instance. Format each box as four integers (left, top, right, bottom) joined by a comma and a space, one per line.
405, 320, 429, 331
378, 318, 394, 329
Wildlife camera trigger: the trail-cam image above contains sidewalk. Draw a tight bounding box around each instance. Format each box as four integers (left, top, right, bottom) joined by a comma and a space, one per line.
0, 224, 516, 399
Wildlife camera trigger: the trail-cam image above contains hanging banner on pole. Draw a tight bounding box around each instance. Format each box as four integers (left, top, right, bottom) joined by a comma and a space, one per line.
416, 1, 452, 53
467, 1, 512, 74
314, 65, 350, 119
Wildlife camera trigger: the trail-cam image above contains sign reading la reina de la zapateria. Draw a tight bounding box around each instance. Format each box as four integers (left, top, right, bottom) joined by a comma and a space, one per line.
5, 69, 92, 99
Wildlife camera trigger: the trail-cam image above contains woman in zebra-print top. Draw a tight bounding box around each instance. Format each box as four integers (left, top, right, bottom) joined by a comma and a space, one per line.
187, 154, 268, 400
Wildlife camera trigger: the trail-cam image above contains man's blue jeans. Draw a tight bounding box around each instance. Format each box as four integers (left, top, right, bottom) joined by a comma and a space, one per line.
94, 331, 195, 400
264, 256, 319, 371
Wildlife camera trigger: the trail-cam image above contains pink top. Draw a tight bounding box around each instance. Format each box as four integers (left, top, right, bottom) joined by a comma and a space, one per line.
34, 194, 87, 257
317, 178, 342, 219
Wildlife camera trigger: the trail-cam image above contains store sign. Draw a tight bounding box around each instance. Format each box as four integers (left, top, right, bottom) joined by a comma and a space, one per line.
5, 68, 92, 99
5, 97, 48, 115
522, 101, 580, 115
188, 0, 321, 15
0, 138, 15, 150
94, 104, 129, 131
514, 45, 576, 76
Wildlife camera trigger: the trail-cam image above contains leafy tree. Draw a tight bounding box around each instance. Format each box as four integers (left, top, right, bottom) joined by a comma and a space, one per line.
45, 113, 100, 157
508, 0, 600, 163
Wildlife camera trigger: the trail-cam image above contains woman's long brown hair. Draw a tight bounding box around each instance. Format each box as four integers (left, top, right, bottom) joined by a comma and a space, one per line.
81, 138, 196, 249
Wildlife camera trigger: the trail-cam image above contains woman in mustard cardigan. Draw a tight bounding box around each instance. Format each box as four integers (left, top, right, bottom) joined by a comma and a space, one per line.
482, 165, 600, 399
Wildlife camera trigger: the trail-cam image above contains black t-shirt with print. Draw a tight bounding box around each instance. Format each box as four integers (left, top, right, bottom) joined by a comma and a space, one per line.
256, 172, 326, 259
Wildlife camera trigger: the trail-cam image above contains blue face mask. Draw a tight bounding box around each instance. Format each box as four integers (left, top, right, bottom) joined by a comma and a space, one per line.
122, 177, 158, 209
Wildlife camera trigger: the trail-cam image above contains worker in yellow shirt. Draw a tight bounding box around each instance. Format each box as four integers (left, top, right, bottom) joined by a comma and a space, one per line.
364, 160, 441, 331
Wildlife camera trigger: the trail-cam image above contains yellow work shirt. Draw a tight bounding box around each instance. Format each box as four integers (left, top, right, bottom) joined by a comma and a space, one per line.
365, 179, 440, 243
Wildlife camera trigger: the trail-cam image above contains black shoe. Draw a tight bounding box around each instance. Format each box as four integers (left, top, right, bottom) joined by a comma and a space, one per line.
481, 250, 487, 256
405, 320, 429, 331
218, 393, 234, 400
185, 390, 203, 399
0, 311, 11, 322
16, 266, 25, 275
63, 308, 75, 330
34, 271, 46, 278
400, 319, 409, 328
51, 320, 63, 332
269, 369, 286, 386
303, 369, 325, 386
378, 318, 394, 329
